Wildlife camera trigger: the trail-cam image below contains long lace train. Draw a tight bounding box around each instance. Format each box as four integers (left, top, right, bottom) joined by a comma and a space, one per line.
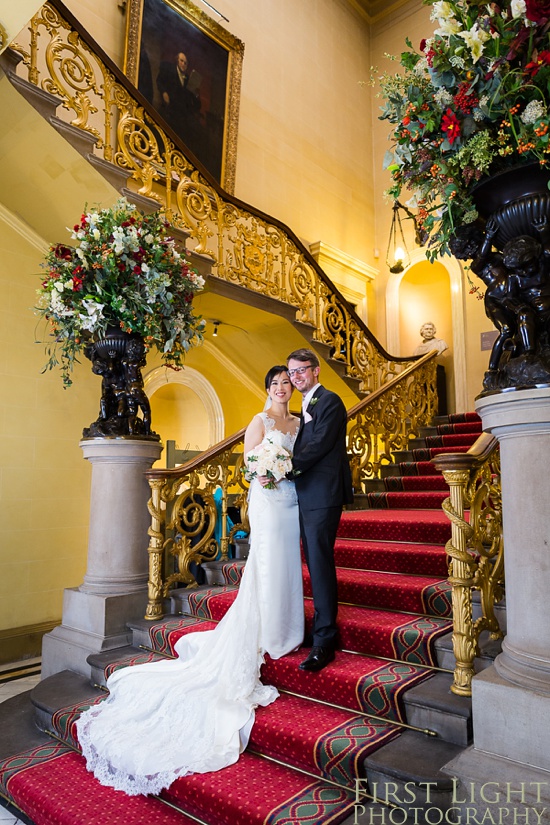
76, 417, 303, 796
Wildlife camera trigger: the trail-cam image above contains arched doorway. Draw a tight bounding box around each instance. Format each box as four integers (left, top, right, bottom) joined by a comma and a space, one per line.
144, 366, 224, 456
385, 248, 468, 413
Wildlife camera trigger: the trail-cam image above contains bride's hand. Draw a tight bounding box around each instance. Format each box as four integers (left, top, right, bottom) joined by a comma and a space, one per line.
258, 475, 273, 487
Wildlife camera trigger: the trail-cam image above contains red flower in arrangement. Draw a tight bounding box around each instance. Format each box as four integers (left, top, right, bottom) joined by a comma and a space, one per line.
441, 109, 461, 144
53, 244, 73, 261
525, 0, 550, 22
525, 50, 550, 76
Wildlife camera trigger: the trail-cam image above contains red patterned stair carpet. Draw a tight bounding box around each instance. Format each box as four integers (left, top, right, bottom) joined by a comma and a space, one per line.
0, 413, 481, 825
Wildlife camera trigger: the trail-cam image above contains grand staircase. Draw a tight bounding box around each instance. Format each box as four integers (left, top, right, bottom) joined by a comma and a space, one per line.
0, 413, 501, 825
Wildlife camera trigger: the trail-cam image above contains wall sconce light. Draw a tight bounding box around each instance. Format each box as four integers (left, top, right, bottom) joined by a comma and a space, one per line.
213, 321, 220, 337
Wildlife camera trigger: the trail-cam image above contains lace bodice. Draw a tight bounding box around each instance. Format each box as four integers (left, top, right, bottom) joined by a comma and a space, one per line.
260, 412, 299, 453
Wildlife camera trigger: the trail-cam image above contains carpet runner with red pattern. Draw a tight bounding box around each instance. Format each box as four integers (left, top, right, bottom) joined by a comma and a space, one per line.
0, 412, 482, 825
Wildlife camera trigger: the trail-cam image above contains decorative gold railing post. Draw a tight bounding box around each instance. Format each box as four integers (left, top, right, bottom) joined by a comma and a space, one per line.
438, 462, 477, 695
144, 478, 166, 620
433, 435, 504, 697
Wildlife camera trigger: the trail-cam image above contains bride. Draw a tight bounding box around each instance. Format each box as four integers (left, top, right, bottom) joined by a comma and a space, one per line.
76, 365, 303, 796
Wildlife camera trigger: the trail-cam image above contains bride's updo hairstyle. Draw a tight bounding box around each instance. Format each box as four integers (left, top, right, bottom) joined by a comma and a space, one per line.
264, 365, 289, 390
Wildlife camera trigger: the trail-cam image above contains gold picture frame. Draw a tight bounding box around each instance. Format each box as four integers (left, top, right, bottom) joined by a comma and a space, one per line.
124, 0, 244, 192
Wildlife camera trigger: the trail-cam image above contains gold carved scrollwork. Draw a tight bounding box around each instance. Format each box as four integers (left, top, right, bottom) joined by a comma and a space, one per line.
436, 442, 504, 696
346, 354, 438, 487
43, 33, 101, 141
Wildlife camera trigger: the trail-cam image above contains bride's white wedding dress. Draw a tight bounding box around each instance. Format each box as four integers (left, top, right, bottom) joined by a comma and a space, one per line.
76, 413, 303, 796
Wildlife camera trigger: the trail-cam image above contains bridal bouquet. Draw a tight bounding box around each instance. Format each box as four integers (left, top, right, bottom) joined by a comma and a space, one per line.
244, 438, 293, 489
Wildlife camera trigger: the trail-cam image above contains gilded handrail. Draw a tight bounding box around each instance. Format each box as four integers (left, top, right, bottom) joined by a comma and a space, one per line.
8, 0, 418, 396
142, 352, 438, 619
433, 435, 504, 697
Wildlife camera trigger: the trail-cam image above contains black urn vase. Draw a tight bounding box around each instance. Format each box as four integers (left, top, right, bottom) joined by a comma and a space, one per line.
82, 326, 159, 440
472, 162, 550, 250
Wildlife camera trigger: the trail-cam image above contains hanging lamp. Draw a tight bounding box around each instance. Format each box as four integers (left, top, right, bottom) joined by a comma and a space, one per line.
386, 201, 411, 274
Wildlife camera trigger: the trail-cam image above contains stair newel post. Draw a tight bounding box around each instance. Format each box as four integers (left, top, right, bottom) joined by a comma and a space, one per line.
433, 455, 478, 696
144, 477, 167, 620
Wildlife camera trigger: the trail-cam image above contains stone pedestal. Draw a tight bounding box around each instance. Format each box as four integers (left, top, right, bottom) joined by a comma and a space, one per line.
42, 438, 163, 679
443, 388, 550, 814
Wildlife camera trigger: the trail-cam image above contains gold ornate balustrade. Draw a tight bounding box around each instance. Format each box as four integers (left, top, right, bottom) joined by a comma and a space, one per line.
142, 351, 438, 620
8, 0, 419, 395
433, 434, 504, 697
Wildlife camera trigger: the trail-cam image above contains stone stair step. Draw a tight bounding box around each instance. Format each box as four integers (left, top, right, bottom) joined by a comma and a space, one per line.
0, 692, 50, 761
31, 669, 103, 733
362, 730, 464, 817
434, 631, 502, 674
202, 559, 246, 586
402, 672, 472, 746
87, 645, 168, 687
127, 614, 206, 651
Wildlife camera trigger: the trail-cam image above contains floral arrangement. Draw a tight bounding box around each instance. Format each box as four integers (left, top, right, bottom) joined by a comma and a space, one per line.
36, 198, 205, 387
244, 438, 293, 489
378, 0, 550, 259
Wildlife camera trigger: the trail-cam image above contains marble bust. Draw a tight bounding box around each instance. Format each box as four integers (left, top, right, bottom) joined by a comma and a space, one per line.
413, 322, 448, 356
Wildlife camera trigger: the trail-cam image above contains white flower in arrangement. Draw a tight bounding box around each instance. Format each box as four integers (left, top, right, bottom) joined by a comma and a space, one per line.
430, 1, 454, 22
244, 437, 293, 489
510, 0, 526, 18
189, 271, 205, 289
435, 16, 462, 36
458, 24, 491, 62
521, 100, 546, 125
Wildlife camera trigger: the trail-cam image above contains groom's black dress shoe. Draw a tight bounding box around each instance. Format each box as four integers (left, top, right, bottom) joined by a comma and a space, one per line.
299, 646, 335, 672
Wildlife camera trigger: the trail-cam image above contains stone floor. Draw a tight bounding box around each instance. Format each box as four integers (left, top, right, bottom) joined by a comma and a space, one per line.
0, 659, 42, 825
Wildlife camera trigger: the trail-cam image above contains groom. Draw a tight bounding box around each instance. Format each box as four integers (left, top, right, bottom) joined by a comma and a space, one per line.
287, 348, 353, 672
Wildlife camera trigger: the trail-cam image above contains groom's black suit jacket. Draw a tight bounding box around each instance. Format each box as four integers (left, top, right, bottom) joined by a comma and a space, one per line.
291, 386, 353, 509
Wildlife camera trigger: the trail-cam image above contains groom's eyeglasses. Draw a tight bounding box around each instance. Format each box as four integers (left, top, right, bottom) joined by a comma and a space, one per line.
288, 365, 312, 376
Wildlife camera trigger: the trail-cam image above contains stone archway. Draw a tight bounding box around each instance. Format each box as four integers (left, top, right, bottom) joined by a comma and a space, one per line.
144, 366, 224, 446
385, 248, 468, 413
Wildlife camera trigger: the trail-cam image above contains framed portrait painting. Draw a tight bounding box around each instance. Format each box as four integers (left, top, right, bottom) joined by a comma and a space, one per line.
124, 0, 244, 192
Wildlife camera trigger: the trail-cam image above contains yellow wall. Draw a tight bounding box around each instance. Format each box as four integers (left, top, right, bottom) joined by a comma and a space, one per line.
0, 221, 95, 631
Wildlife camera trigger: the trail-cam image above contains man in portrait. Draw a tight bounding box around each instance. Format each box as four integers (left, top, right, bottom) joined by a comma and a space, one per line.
156, 50, 203, 156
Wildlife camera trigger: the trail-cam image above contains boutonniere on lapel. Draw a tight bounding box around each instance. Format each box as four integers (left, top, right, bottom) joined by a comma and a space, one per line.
309, 397, 319, 408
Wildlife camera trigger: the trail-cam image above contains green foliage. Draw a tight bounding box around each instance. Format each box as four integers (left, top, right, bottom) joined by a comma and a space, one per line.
378, 0, 550, 259
36, 198, 205, 387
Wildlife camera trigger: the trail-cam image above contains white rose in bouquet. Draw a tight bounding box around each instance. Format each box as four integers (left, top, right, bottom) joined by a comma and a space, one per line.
244, 437, 293, 490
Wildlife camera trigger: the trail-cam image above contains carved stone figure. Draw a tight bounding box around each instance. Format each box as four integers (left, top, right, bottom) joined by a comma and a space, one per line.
450, 217, 550, 392
413, 322, 448, 356
82, 333, 159, 440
